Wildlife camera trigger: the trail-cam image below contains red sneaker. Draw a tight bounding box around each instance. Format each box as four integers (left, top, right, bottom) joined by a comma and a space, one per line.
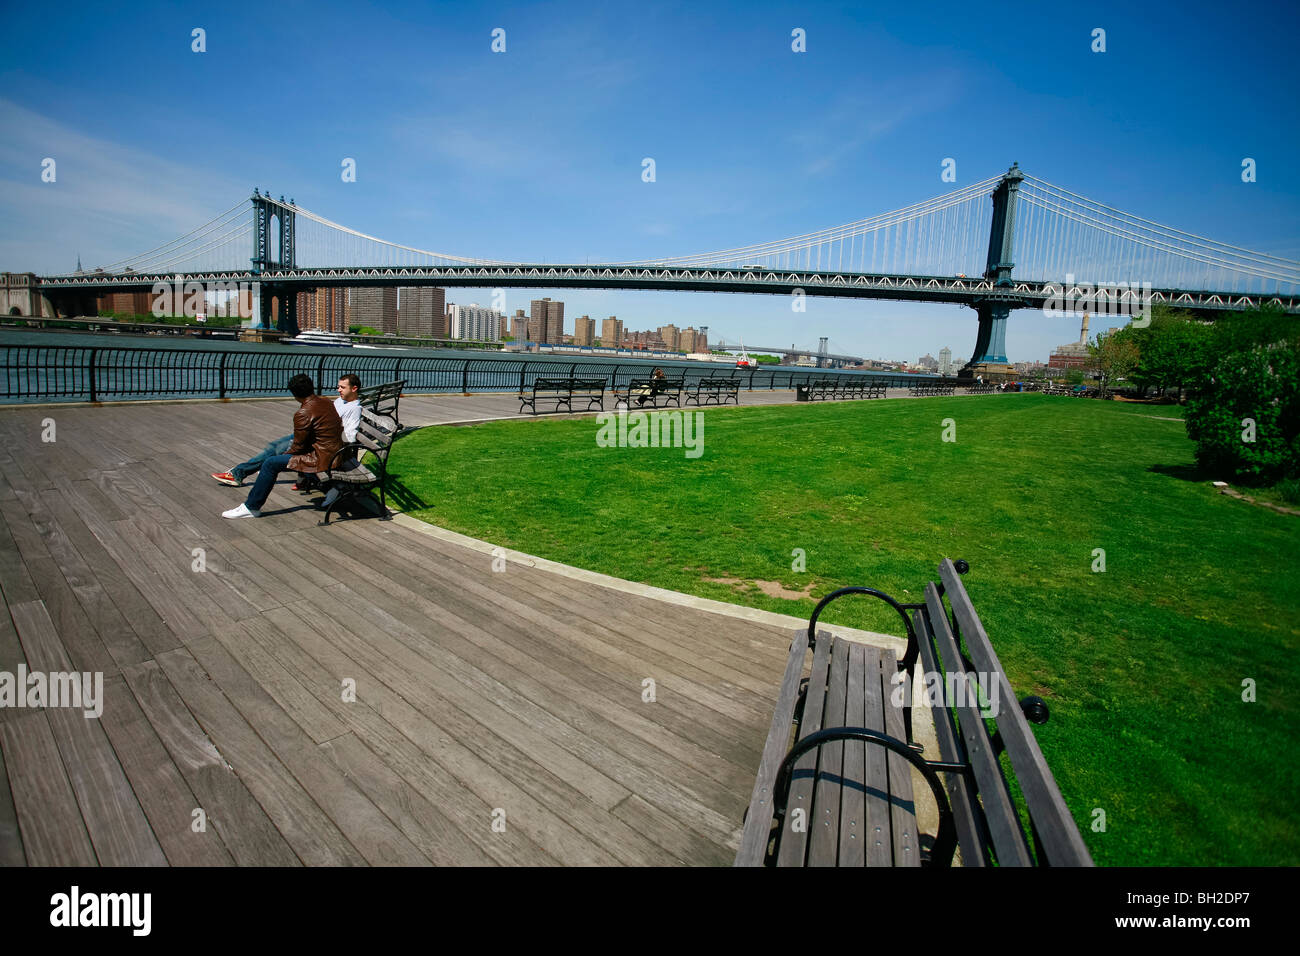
211, 472, 241, 487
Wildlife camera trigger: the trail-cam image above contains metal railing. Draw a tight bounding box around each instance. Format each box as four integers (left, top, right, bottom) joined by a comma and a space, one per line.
0, 344, 947, 404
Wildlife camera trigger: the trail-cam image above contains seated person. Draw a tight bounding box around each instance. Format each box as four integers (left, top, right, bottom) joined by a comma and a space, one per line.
635, 367, 668, 406
212, 373, 362, 487
222, 374, 342, 518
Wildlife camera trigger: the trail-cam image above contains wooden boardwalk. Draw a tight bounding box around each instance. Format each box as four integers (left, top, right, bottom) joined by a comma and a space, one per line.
0, 393, 880, 866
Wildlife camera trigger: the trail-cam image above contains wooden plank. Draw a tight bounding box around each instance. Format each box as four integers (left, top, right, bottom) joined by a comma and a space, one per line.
93, 673, 235, 866
614, 794, 735, 866
776, 630, 832, 866
0, 711, 97, 865
0, 742, 27, 865
344, 524, 768, 774
912, 607, 986, 866
879, 647, 920, 866
121, 659, 300, 866
308, 529, 757, 833
9, 600, 167, 866
0, 507, 41, 606
736, 630, 809, 866
924, 582, 1032, 865
42, 481, 182, 658
937, 559, 1094, 866
808, 637, 849, 865
152, 645, 366, 866
838, 642, 867, 866
318, 733, 496, 866
861, 644, 893, 866
181, 633, 430, 866
20, 555, 118, 675
215, 619, 347, 744
309, 589, 664, 865
277, 598, 624, 866
251, 605, 559, 867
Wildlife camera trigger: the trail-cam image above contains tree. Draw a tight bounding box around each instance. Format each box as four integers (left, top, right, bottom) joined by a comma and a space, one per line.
1087, 326, 1141, 397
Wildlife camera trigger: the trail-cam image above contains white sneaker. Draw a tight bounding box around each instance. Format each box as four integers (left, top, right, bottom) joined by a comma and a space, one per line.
222, 503, 261, 519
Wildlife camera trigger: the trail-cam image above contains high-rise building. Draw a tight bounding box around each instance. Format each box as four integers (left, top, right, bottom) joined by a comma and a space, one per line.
657, 324, 680, 351
397, 287, 445, 337
601, 316, 623, 348
297, 287, 350, 332
546, 299, 564, 343
938, 346, 953, 377
680, 328, 699, 353
574, 315, 596, 347
916, 353, 939, 372
528, 298, 549, 343
510, 309, 527, 340
448, 303, 504, 341
351, 287, 398, 334
1049, 313, 1092, 369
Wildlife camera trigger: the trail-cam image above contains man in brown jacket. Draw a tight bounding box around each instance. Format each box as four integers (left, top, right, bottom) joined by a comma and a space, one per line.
222, 374, 343, 518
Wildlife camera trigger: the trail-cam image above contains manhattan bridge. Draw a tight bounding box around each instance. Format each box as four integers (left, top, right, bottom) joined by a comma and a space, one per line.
29, 164, 1300, 372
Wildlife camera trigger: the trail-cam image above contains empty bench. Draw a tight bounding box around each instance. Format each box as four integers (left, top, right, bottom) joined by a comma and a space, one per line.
616, 377, 683, 409
356, 379, 405, 427
684, 378, 740, 406
908, 383, 956, 397
737, 558, 1093, 867
518, 376, 606, 415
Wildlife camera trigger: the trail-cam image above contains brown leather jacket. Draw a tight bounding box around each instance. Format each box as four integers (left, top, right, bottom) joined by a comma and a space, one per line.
286, 394, 343, 473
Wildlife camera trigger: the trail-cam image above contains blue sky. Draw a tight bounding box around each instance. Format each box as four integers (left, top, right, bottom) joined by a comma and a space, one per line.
2, 0, 1297, 362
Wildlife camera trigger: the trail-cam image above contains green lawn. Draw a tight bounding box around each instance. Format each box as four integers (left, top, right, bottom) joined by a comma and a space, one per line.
386, 394, 1299, 866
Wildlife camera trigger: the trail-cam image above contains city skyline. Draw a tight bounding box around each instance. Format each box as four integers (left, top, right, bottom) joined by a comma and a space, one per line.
1, 0, 1297, 363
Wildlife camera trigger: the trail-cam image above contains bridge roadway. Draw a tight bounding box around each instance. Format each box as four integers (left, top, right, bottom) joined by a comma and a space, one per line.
0, 389, 947, 867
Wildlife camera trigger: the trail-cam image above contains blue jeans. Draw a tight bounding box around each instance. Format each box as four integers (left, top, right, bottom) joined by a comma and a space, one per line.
231, 435, 292, 482
245, 454, 294, 511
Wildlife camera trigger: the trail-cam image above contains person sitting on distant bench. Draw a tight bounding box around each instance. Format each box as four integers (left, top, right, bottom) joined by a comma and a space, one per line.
635, 367, 668, 406
222, 374, 342, 519
212, 373, 362, 488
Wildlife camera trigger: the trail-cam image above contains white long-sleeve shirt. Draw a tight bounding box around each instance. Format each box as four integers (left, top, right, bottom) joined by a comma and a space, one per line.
334, 397, 361, 443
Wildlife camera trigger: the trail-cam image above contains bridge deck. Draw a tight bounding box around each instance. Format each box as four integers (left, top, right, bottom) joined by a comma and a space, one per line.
0, 395, 911, 866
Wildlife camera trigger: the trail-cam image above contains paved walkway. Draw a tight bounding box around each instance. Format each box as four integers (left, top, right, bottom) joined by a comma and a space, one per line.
0, 392, 924, 866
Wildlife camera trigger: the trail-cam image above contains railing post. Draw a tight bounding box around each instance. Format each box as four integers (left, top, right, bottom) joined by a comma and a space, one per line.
462, 359, 470, 393
519, 361, 527, 393
316, 354, 325, 393
219, 351, 228, 399
88, 348, 98, 403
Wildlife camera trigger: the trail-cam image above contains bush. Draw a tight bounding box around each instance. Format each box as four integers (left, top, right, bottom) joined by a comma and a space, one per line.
1184, 342, 1300, 484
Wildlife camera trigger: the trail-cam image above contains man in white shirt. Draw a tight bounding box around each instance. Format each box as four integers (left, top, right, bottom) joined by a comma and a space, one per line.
334, 372, 362, 442
212, 373, 363, 487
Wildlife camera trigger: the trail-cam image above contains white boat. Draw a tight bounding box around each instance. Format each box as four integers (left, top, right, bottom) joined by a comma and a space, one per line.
285, 330, 353, 348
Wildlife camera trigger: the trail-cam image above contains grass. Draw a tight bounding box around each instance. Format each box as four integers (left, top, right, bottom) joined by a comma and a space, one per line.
386, 394, 1299, 866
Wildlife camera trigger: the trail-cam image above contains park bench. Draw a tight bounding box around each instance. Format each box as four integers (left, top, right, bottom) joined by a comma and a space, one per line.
316, 406, 405, 525
908, 383, 956, 397
356, 379, 405, 427
966, 383, 997, 394
736, 558, 1093, 867
800, 379, 887, 401
616, 376, 684, 409
518, 376, 607, 415
684, 378, 740, 406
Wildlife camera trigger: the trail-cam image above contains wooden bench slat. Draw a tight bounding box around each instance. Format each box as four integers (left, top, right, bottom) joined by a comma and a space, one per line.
860, 643, 895, 866
837, 642, 867, 866
879, 646, 921, 866
912, 608, 988, 866
775, 630, 833, 866
808, 638, 850, 865
924, 582, 1033, 865
937, 560, 1094, 865
735, 629, 810, 866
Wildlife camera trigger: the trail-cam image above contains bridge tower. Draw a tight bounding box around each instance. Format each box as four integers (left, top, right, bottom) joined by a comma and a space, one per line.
250, 190, 299, 335
817, 336, 829, 368
963, 163, 1024, 376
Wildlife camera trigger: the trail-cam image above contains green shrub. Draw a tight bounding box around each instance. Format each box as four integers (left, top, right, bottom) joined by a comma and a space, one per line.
1184, 342, 1300, 484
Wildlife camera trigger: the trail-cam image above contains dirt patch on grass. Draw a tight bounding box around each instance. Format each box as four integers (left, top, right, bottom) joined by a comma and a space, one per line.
702, 573, 817, 601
